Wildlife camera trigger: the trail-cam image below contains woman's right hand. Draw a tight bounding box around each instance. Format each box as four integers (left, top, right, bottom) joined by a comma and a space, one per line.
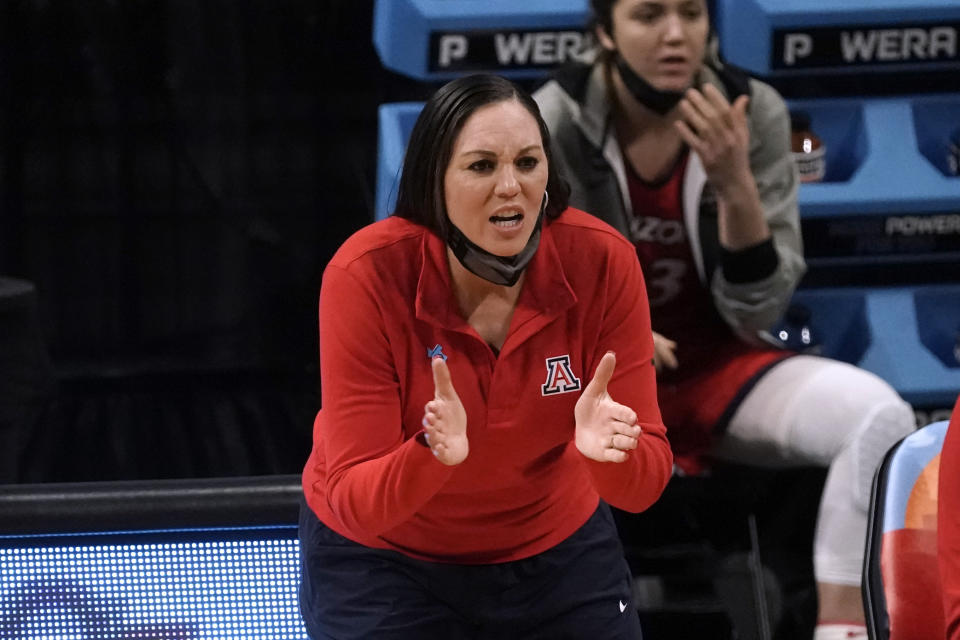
652, 331, 678, 373
422, 356, 469, 465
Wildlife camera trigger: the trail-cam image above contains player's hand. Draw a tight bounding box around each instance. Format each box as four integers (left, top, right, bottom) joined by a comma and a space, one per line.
422, 357, 468, 466
574, 352, 642, 463
652, 331, 678, 373
674, 84, 751, 192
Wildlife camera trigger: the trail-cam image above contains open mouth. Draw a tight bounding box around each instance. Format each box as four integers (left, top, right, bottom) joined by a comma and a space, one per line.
490, 212, 524, 228
658, 55, 691, 71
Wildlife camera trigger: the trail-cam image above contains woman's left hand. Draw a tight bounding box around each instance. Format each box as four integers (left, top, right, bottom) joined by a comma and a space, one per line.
574, 352, 642, 463
674, 84, 751, 191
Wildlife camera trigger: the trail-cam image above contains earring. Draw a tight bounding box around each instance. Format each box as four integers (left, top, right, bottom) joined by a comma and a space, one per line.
540, 191, 549, 216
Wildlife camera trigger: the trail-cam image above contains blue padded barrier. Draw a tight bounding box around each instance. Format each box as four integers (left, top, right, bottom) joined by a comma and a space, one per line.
785, 94, 960, 286
790, 286, 960, 408
376, 95, 960, 246
374, 0, 960, 82
375, 99, 960, 409
375, 102, 424, 224
716, 0, 960, 78
372, 1, 960, 413
789, 95, 960, 217
373, 0, 591, 81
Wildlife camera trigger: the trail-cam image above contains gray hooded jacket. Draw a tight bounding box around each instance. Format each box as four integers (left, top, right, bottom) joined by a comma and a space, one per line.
534, 60, 806, 343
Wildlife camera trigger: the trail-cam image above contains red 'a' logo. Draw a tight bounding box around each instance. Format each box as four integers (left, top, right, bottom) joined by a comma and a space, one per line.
541, 355, 582, 396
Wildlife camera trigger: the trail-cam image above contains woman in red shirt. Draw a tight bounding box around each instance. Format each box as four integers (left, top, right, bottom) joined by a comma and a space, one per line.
299, 73, 672, 639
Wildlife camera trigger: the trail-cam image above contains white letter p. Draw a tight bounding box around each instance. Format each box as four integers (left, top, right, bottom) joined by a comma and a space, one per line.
784, 33, 813, 65
438, 35, 468, 67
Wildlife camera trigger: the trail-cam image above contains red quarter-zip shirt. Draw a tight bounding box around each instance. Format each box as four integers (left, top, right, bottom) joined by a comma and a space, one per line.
302, 207, 671, 563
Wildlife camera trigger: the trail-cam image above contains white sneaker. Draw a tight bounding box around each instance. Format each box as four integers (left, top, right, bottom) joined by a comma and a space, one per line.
812, 623, 868, 640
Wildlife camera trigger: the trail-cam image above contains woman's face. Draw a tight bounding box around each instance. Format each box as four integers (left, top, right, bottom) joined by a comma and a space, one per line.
443, 99, 548, 257
600, 0, 709, 93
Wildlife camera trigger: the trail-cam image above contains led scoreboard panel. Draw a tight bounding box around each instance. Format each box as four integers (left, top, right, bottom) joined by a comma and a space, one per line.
0, 531, 305, 639
0, 476, 309, 639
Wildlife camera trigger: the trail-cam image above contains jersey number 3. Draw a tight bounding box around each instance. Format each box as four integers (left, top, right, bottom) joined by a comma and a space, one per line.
646, 258, 686, 307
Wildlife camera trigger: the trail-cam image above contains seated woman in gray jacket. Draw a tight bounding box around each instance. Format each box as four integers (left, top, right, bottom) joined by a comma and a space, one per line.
534, 1, 915, 638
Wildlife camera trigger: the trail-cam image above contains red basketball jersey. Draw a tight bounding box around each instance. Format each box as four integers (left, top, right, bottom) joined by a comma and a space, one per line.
625, 151, 790, 462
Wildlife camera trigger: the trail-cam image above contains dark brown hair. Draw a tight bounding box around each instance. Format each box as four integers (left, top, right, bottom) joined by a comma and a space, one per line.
591, 0, 715, 40
392, 74, 570, 235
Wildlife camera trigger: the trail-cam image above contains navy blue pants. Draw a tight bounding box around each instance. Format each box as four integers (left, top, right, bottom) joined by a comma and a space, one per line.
298, 501, 642, 640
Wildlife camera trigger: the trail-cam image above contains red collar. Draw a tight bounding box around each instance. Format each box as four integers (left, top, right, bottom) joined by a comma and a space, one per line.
415, 220, 578, 351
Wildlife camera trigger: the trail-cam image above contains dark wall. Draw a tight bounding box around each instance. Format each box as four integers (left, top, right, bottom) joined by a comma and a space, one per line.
0, 0, 433, 482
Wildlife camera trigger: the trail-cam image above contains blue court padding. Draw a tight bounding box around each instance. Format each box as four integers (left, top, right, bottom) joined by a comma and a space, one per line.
880, 419, 948, 534
375, 99, 960, 407
374, 0, 960, 82
372, 0, 960, 412
373, 0, 591, 81
376, 94, 960, 222
789, 94, 960, 217
375, 103, 423, 224
717, 0, 960, 77
790, 286, 960, 408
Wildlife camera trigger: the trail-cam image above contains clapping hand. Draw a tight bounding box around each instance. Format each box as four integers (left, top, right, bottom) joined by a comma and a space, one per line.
574, 352, 642, 463
422, 356, 469, 466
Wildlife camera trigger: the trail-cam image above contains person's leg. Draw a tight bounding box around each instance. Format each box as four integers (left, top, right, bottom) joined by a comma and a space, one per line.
298, 502, 475, 640
482, 502, 641, 640
712, 356, 915, 637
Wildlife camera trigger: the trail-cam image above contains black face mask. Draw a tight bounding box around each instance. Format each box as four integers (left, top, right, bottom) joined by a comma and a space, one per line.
445, 206, 545, 287
615, 54, 688, 116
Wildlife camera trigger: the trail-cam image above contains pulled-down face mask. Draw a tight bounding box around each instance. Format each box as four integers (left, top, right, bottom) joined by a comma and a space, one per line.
615, 54, 688, 116
445, 194, 547, 287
